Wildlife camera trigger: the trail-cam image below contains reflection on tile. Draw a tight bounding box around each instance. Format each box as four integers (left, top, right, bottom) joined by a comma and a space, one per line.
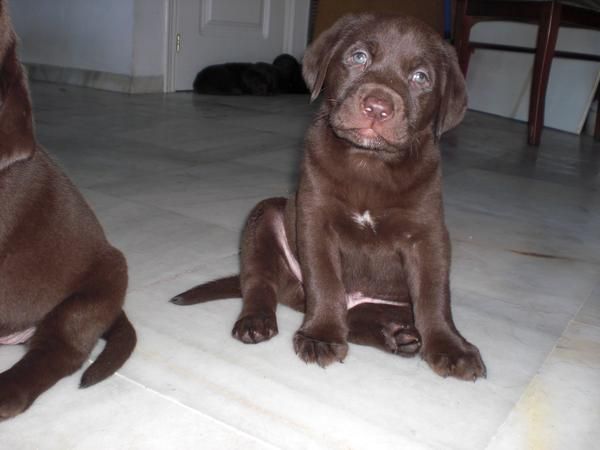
1, 81, 598, 449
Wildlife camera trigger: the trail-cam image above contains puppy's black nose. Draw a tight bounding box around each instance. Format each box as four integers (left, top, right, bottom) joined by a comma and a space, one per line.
362, 95, 394, 121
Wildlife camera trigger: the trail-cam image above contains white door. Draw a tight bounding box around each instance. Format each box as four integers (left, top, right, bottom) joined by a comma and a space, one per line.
168, 0, 310, 91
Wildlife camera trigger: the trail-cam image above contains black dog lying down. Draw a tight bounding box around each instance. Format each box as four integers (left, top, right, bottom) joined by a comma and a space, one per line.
193, 54, 308, 96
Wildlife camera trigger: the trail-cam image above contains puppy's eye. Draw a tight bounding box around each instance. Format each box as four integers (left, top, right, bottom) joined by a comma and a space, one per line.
351, 51, 369, 65
410, 70, 429, 84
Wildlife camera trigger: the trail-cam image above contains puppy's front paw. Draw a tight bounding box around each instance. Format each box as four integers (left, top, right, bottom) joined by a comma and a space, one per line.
293, 330, 348, 367
232, 313, 278, 344
422, 335, 486, 381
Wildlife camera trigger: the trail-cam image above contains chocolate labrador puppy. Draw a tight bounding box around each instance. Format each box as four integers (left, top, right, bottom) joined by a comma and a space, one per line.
0, 2, 136, 420
172, 14, 486, 380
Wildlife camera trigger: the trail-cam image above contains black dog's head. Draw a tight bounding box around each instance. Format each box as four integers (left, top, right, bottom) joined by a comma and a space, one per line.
273, 54, 308, 94
0, 0, 36, 171
303, 14, 466, 154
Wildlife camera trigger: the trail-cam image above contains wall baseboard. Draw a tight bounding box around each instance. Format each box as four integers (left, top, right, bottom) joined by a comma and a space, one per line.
24, 63, 164, 94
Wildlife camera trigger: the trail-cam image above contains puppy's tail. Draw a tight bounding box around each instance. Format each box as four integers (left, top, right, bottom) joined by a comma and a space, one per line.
79, 311, 137, 388
169, 275, 241, 305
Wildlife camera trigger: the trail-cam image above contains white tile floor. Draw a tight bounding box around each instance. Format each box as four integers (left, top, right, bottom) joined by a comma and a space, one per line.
1, 82, 599, 449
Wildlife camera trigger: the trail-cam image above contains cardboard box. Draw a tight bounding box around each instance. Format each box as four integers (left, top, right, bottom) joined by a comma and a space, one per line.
312, 0, 444, 40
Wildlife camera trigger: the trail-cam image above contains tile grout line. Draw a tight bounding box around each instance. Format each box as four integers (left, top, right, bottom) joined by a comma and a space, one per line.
482, 360, 551, 449
570, 318, 600, 330
111, 371, 281, 450
482, 284, 599, 449
569, 282, 600, 331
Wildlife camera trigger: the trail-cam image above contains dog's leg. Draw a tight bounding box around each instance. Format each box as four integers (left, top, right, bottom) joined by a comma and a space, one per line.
234, 197, 302, 344
403, 228, 486, 381
0, 249, 127, 420
293, 201, 349, 367
347, 303, 420, 357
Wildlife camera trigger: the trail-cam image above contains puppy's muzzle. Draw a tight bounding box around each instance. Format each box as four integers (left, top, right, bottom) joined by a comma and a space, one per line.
361, 91, 394, 122
355, 85, 405, 126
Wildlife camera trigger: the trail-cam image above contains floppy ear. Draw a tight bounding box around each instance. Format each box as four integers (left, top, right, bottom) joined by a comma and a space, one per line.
302, 14, 360, 102
435, 42, 467, 139
0, 15, 36, 171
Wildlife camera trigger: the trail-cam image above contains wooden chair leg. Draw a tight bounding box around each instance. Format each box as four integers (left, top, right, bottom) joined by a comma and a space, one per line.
528, 1, 561, 146
453, 0, 474, 76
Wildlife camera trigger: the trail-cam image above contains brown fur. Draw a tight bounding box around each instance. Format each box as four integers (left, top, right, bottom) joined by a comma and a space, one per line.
172, 14, 485, 380
0, 1, 136, 420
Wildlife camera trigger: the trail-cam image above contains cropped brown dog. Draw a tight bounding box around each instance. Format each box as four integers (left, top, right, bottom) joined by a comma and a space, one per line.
0, 1, 136, 420
172, 14, 486, 380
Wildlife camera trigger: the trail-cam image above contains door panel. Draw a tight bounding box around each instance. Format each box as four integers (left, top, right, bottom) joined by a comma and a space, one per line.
173, 0, 304, 91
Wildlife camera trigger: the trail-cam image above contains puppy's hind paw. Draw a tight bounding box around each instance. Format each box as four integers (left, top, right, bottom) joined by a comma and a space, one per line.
232, 313, 278, 344
382, 323, 421, 357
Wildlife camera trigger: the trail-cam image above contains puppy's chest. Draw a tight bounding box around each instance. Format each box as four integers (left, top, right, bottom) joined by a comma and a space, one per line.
338, 206, 413, 242
350, 210, 378, 232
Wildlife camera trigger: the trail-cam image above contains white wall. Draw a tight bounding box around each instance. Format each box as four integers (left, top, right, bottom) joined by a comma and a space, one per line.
9, 0, 137, 76
133, 0, 167, 77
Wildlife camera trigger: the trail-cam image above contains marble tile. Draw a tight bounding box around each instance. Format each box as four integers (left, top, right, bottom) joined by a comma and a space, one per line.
0, 353, 272, 450
443, 112, 600, 188
113, 271, 584, 450
86, 162, 295, 229
444, 169, 600, 264
119, 281, 450, 450
44, 140, 194, 189
113, 115, 294, 157
232, 142, 303, 176
197, 93, 315, 115
450, 240, 598, 308
81, 189, 239, 290
211, 111, 313, 138
575, 282, 600, 328
487, 321, 600, 450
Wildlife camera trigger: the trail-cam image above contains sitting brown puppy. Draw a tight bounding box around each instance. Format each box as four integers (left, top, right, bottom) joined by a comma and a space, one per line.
172, 14, 486, 380
0, 2, 136, 420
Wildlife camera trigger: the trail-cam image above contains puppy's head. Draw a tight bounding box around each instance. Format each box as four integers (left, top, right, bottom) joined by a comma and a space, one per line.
0, 0, 36, 171
303, 14, 466, 155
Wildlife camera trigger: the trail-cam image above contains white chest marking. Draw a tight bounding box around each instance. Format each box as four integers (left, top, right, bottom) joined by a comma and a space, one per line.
352, 210, 376, 232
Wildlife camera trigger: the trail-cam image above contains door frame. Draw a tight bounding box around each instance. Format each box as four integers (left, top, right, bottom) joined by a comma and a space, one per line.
165, 0, 310, 93
165, 0, 178, 93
